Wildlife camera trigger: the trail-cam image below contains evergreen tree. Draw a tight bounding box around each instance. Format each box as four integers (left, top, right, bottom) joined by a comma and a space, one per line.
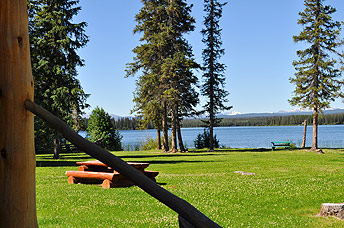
161, 0, 199, 152
126, 0, 168, 151
290, 0, 344, 150
87, 107, 122, 151
201, 0, 231, 150
127, 0, 198, 152
28, 0, 89, 158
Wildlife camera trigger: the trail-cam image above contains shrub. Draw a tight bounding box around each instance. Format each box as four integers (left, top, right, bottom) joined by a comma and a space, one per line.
194, 128, 219, 149
140, 137, 157, 150
87, 107, 122, 151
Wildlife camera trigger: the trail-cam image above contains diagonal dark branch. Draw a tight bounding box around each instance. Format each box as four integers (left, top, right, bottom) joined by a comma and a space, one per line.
24, 99, 222, 228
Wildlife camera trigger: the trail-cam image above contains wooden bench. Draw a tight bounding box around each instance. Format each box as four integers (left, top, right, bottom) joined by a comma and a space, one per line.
66, 160, 159, 189
271, 141, 291, 151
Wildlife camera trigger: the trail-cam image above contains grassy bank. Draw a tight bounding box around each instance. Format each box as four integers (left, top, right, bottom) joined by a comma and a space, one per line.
36, 149, 344, 227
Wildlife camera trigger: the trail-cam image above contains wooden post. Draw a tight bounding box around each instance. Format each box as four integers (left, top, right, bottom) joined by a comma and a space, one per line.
301, 120, 307, 148
0, 0, 38, 227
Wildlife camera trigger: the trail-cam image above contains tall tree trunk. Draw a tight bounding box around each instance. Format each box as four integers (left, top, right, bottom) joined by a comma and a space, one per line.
156, 128, 162, 150
311, 106, 318, 151
53, 129, 61, 159
208, 1, 215, 151
302, 120, 307, 148
162, 102, 169, 152
209, 110, 214, 151
177, 117, 186, 152
0, 0, 38, 227
170, 107, 178, 153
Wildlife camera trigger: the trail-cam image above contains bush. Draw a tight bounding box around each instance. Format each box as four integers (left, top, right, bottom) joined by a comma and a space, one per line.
140, 137, 157, 150
87, 107, 122, 151
194, 128, 219, 149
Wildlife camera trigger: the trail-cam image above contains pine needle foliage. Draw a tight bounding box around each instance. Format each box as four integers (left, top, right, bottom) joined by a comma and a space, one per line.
127, 0, 199, 152
28, 0, 89, 157
201, 0, 231, 150
290, 0, 344, 150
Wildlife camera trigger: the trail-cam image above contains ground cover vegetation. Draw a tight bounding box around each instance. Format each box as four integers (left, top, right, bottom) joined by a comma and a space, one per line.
36, 149, 344, 227
290, 0, 344, 151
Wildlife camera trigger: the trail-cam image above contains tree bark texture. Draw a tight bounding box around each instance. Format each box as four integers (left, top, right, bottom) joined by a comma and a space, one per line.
156, 129, 162, 150
170, 107, 178, 153
177, 118, 186, 152
311, 106, 318, 150
209, 112, 214, 151
53, 129, 61, 159
0, 0, 38, 227
162, 102, 169, 152
317, 203, 344, 220
302, 120, 307, 148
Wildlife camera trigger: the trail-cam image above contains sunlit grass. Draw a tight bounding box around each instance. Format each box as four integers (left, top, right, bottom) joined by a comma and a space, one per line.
36, 149, 344, 227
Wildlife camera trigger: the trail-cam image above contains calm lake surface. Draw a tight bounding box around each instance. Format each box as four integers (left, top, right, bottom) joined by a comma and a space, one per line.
106, 125, 344, 150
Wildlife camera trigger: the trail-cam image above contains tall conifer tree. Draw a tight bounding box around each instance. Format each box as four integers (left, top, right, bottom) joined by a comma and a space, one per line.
290, 0, 344, 150
162, 0, 199, 152
201, 0, 231, 150
126, 0, 169, 151
28, 0, 89, 158
128, 0, 198, 152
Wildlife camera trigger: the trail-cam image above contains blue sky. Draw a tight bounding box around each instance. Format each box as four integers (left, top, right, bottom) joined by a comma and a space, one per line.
75, 0, 344, 116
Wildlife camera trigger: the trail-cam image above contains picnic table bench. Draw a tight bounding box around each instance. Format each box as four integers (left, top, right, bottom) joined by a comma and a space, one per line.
66, 160, 159, 189
271, 141, 291, 151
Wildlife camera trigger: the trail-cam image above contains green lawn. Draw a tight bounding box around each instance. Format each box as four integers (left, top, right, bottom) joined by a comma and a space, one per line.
36, 149, 344, 227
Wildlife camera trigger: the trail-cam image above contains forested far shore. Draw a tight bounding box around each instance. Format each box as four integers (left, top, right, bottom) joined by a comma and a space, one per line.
80, 113, 344, 131
181, 113, 344, 128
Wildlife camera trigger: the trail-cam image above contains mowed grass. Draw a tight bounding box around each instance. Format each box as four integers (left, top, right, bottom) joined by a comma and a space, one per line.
36, 149, 344, 227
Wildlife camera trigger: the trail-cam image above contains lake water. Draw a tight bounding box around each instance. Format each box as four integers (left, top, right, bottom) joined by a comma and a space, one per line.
80, 125, 344, 150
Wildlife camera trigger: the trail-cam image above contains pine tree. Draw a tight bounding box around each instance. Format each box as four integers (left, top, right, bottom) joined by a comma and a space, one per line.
127, 0, 198, 152
201, 0, 231, 150
126, 0, 168, 151
28, 0, 89, 158
161, 0, 199, 152
290, 0, 344, 150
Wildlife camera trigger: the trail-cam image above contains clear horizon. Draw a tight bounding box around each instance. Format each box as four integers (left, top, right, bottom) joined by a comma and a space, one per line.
75, 0, 344, 117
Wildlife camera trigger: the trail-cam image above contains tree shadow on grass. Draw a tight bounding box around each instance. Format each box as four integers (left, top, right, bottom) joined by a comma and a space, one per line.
36, 158, 213, 167
36, 160, 79, 167
135, 160, 214, 165
118, 153, 228, 160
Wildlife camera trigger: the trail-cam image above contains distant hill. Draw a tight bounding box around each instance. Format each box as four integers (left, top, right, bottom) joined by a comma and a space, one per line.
218, 108, 344, 119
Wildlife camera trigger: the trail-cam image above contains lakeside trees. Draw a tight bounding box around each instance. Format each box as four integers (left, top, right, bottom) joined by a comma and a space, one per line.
201, 0, 231, 150
87, 107, 122, 151
28, 0, 89, 158
290, 0, 344, 151
127, 0, 199, 152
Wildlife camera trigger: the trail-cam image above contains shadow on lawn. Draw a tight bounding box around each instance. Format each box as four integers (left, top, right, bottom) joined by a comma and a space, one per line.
118, 153, 227, 160
36, 158, 213, 167
36, 160, 79, 167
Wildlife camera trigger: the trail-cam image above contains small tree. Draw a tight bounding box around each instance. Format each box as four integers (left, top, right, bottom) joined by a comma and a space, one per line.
87, 107, 123, 151
290, 0, 344, 150
194, 129, 219, 149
